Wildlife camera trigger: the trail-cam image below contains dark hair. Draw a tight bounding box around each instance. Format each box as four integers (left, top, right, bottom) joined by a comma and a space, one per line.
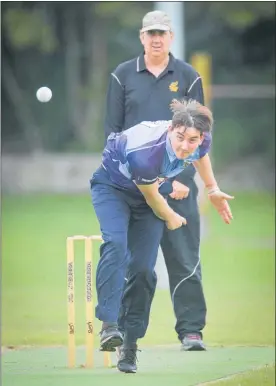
170, 99, 213, 134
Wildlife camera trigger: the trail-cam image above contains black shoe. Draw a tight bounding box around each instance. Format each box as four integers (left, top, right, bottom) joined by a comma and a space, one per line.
181, 333, 206, 351
117, 344, 139, 373
100, 326, 123, 352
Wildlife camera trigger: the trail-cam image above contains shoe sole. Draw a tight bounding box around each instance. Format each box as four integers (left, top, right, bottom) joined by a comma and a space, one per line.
117, 366, 137, 374
181, 344, 206, 351
100, 335, 123, 352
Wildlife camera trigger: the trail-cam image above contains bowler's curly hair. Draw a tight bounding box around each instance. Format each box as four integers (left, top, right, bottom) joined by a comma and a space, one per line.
170, 99, 213, 134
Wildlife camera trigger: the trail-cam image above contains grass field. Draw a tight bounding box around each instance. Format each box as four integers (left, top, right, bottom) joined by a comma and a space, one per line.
205, 364, 275, 385
2, 192, 275, 385
2, 346, 275, 386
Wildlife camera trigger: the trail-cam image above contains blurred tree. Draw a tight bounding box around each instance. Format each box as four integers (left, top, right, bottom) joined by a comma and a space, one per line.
1, 1, 151, 153
209, 1, 275, 29
186, 2, 275, 80
184, 2, 275, 168
2, 2, 58, 152
3, 5, 58, 52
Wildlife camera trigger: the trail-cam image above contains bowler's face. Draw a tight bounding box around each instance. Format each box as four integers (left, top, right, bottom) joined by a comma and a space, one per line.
168, 125, 203, 160
140, 30, 173, 57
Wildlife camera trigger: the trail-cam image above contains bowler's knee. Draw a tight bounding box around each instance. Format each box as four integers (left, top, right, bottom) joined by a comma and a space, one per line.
101, 232, 128, 258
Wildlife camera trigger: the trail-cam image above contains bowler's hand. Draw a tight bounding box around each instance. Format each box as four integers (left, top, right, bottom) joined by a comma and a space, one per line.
208, 190, 234, 224
169, 181, 190, 200
166, 212, 187, 230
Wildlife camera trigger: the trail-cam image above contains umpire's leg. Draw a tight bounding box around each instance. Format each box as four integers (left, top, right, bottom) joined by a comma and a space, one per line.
161, 178, 207, 341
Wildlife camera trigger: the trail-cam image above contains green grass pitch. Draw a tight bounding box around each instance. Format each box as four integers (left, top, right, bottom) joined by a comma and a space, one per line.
2, 192, 275, 385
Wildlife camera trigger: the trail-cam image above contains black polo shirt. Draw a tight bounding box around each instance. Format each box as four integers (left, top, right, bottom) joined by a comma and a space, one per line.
104, 52, 205, 182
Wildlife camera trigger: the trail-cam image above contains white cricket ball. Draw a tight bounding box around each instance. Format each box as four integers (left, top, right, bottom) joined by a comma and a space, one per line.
36, 87, 52, 103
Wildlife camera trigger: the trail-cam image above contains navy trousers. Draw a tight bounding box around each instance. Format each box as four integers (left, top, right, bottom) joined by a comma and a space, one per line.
91, 168, 164, 341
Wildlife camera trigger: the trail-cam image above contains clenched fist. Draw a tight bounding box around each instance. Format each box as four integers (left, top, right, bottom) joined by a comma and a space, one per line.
169, 181, 190, 200
166, 212, 187, 230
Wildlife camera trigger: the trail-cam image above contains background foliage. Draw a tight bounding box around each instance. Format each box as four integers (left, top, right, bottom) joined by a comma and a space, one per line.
1, 1, 275, 167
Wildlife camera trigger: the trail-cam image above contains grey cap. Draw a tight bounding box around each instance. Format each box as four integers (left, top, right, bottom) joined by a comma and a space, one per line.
141, 10, 172, 32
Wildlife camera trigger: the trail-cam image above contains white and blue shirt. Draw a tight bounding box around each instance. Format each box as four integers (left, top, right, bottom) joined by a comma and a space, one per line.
101, 121, 212, 193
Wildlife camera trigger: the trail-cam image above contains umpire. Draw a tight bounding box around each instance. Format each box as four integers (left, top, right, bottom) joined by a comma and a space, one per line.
104, 10, 206, 351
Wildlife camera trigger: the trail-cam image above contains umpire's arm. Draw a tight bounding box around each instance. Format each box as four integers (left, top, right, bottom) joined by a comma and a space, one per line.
104, 72, 125, 141
187, 73, 205, 105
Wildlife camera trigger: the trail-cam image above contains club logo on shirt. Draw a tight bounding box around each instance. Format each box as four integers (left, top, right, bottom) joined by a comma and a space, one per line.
169, 81, 179, 92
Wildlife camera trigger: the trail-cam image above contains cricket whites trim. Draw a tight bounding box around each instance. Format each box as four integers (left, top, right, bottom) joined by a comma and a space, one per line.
171, 256, 201, 311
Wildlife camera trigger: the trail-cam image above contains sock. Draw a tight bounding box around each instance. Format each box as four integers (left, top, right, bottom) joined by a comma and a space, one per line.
102, 321, 117, 330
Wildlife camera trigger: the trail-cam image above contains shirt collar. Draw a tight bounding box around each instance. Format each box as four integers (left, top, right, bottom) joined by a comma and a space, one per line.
166, 133, 177, 162
137, 52, 176, 73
